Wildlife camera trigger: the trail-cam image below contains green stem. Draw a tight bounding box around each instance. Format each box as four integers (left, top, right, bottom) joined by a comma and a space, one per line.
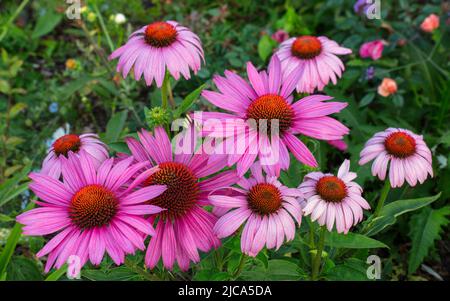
311, 226, 326, 281
93, 3, 115, 52
374, 179, 390, 218
166, 77, 175, 108
0, 0, 30, 41
161, 72, 169, 109
233, 253, 247, 279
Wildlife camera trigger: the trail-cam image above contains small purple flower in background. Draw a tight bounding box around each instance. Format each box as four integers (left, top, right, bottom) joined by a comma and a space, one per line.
354, 0, 370, 15
365, 66, 375, 80
48, 102, 59, 113
271, 30, 289, 43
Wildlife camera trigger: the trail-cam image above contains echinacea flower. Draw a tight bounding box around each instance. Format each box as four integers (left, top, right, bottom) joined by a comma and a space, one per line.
193, 55, 349, 177
299, 159, 370, 234
17, 151, 167, 272
377, 78, 397, 97
109, 21, 204, 87
211, 161, 303, 256
359, 40, 384, 60
420, 14, 440, 33
359, 128, 433, 188
124, 126, 239, 271
42, 133, 108, 179
275, 35, 352, 93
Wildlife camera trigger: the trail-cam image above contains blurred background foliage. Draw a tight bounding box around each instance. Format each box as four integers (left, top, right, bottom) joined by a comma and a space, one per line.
0, 0, 449, 280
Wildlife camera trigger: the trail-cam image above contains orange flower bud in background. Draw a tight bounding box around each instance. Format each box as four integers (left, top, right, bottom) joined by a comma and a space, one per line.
377, 78, 397, 97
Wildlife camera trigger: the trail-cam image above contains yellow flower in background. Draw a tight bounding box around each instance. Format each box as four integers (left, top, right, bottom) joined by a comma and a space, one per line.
65, 58, 77, 70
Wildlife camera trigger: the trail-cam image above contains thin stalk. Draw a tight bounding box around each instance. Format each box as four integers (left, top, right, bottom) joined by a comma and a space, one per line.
166, 77, 175, 108
0, 0, 30, 41
311, 226, 326, 281
373, 179, 391, 218
161, 72, 170, 109
233, 253, 247, 279
93, 3, 115, 52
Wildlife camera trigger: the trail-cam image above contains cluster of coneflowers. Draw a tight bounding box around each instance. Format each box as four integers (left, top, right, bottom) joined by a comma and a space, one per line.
17, 20, 433, 274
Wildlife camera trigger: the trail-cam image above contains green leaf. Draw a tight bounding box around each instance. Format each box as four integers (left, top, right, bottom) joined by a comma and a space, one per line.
31, 11, 63, 39
241, 259, 302, 280
0, 79, 10, 94
45, 264, 68, 281
174, 84, 206, 118
359, 93, 375, 107
9, 102, 27, 118
6, 257, 43, 280
83, 266, 143, 281
104, 111, 128, 144
408, 206, 450, 274
0, 202, 34, 278
0, 162, 31, 207
366, 193, 442, 236
0, 223, 23, 278
325, 232, 389, 249
326, 258, 369, 281
108, 142, 130, 154
0, 214, 14, 222
257, 35, 275, 61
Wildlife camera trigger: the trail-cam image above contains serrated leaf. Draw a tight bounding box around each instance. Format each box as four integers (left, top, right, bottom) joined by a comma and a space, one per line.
241, 259, 302, 280
325, 232, 388, 249
174, 84, 206, 118
366, 193, 441, 236
408, 206, 450, 274
326, 258, 369, 281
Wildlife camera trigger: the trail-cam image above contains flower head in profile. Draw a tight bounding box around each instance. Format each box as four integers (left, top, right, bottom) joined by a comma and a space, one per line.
359, 40, 384, 60
420, 14, 440, 33
17, 151, 166, 272
124, 126, 239, 271
359, 128, 433, 188
300, 160, 370, 234
377, 78, 397, 97
42, 133, 108, 179
271, 30, 289, 43
193, 55, 349, 177
109, 21, 204, 87
211, 162, 303, 256
275, 35, 352, 93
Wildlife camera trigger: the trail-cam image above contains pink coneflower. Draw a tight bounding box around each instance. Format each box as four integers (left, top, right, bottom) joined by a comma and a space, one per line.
211, 161, 303, 256
16, 151, 167, 272
359, 128, 433, 188
300, 160, 370, 234
109, 21, 204, 87
124, 126, 238, 271
275, 35, 352, 93
193, 55, 349, 176
42, 133, 108, 179
359, 40, 384, 60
